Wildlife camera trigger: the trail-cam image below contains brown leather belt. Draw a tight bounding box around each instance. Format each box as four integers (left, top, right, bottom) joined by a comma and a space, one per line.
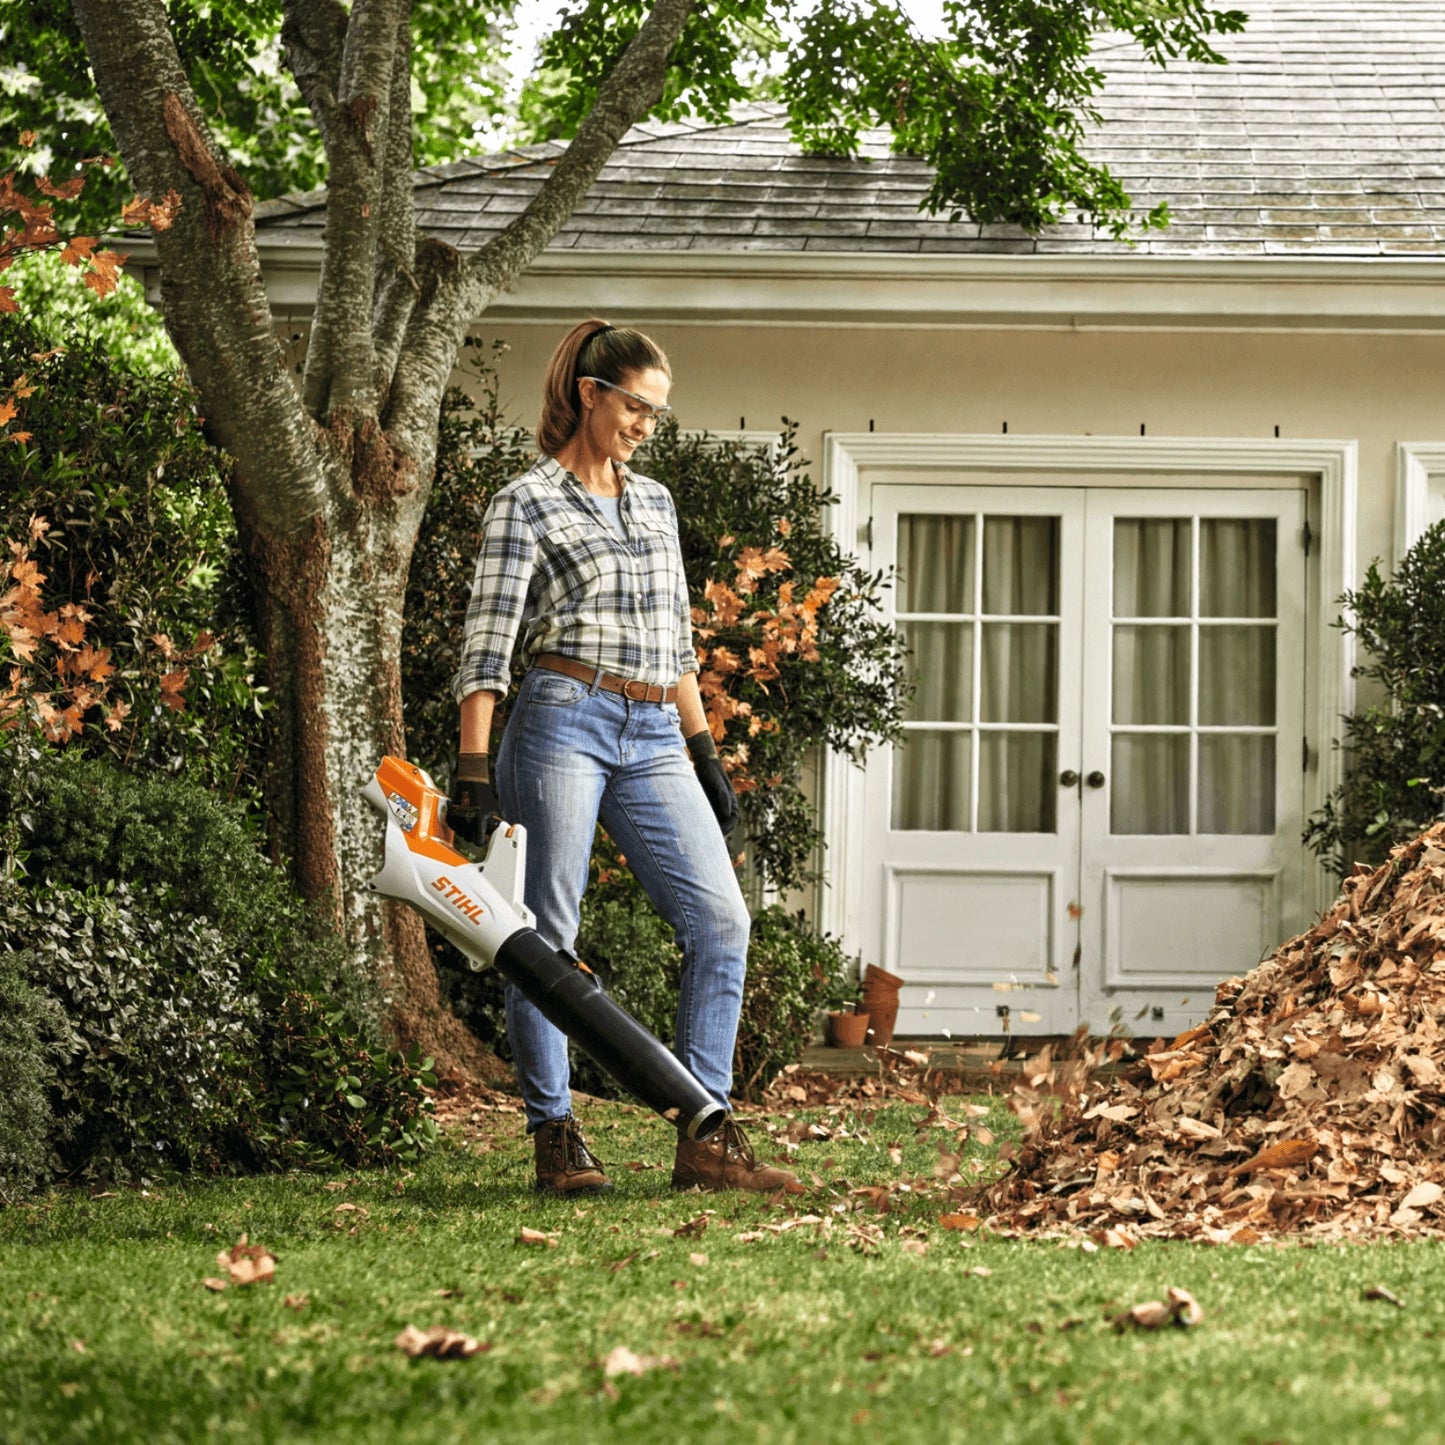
533, 653, 678, 704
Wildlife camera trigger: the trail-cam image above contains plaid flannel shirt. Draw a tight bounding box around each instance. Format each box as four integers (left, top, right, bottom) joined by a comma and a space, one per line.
452, 455, 698, 702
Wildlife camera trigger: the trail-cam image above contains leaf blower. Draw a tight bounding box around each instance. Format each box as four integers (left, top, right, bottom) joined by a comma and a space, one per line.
360, 756, 726, 1141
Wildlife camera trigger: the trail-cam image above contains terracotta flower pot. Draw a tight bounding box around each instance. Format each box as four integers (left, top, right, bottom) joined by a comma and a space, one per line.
826, 1010, 872, 1048
861, 964, 905, 1047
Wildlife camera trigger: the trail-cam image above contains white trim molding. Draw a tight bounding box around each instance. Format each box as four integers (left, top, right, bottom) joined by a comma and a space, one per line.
122, 241, 1445, 335
818, 432, 1358, 949
1394, 443, 1445, 562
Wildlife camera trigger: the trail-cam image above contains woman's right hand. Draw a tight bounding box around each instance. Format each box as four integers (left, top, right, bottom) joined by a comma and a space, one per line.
448, 751, 500, 844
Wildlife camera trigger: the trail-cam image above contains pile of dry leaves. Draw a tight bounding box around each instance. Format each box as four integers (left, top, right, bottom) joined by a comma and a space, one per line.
975, 826, 1445, 1241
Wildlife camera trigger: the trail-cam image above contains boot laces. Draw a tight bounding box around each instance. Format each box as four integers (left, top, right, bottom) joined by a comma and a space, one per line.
560, 1117, 601, 1172
720, 1117, 756, 1165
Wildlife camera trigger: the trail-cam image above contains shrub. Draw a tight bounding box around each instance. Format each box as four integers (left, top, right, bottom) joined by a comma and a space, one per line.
0, 312, 264, 802
1306, 521, 1445, 874
0, 940, 66, 1202
0, 749, 435, 1186
733, 906, 851, 1101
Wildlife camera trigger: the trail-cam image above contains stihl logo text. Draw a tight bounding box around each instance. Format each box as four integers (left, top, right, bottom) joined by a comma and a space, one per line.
433, 875, 485, 925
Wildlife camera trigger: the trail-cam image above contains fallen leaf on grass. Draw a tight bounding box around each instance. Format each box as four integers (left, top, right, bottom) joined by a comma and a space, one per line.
434, 1288, 464, 1299
938, 1213, 981, 1232
672, 1212, 711, 1238
395, 1324, 489, 1359
1113, 1287, 1203, 1331
901, 1239, 928, 1258
967, 1266, 993, 1278
1094, 1227, 1138, 1251
1364, 1285, 1405, 1308
688, 1252, 709, 1267
518, 1227, 558, 1249
284, 1294, 309, 1311
202, 1277, 229, 1293
602, 1345, 679, 1378
211, 1236, 275, 1288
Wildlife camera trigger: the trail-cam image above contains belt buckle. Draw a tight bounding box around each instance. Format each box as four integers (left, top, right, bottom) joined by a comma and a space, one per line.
622, 678, 648, 701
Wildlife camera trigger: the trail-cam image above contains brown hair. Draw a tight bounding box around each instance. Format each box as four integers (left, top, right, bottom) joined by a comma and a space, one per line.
536, 318, 671, 456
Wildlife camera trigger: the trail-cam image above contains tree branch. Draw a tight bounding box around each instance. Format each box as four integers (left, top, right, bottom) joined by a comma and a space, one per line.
72, 0, 326, 537
371, 0, 420, 393
302, 0, 406, 421
384, 0, 698, 459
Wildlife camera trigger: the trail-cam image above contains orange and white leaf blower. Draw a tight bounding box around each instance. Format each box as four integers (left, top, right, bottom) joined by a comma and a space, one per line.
361, 756, 726, 1141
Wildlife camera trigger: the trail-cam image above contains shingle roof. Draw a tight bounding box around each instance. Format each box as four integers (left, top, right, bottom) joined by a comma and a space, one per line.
254, 0, 1445, 258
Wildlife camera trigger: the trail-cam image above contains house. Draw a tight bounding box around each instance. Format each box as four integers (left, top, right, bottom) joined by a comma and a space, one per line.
196, 0, 1445, 1039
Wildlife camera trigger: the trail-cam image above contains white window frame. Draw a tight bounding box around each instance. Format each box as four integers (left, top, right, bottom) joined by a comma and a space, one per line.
819, 433, 1358, 951
1394, 443, 1445, 561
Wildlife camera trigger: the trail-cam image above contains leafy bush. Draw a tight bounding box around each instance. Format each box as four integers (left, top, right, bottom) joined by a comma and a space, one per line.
733, 906, 851, 1101
0, 748, 435, 1186
0, 311, 265, 802
1306, 522, 1445, 874
0, 939, 66, 1202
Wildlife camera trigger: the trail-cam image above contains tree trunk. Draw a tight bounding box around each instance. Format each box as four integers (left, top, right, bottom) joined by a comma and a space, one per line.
74, 0, 698, 1081
234, 428, 504, 1079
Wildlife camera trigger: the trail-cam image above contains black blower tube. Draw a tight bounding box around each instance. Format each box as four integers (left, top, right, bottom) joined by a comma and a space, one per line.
492, 929, 727, 1141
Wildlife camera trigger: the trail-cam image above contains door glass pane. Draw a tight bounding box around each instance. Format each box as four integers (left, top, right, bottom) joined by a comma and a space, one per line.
899, 515, 974, 613
892, 732, 970, 830
979, 733, 1057, 833
1113, 626, 1190, 725
1199, 735, 1275, 833
902, 621, 973, 722
1201, 519, 1276, 617
1111, 733, 1190, 834
1199, 627, 1276, 725
1114, 519, 1190, 617
982, 516, 1058, 614
980, 623, 1056, 723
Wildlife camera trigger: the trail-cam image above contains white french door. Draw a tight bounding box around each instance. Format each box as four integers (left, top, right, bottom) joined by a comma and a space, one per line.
861, 484, 1308, 1039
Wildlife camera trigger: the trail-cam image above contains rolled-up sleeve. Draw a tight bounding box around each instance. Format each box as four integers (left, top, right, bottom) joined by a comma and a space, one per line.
451, 487, 537, 702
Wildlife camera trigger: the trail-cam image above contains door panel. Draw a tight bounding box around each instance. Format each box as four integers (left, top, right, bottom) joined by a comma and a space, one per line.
865, 482, 1309, 1041
866, 487, 1084, 1036
1077, 489, 1307, 1037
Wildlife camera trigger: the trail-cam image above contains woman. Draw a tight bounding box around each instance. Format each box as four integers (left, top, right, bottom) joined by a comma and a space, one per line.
449, 319, 797, 1197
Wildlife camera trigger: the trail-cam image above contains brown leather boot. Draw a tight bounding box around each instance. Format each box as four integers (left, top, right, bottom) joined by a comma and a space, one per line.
533, 1116, 613, 1196
671, 1115, 799, 1193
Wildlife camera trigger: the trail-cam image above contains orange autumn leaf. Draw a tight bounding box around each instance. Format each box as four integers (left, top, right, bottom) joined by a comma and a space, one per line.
81, 250, 126, 297
104, 697, 130, 732
35, 173, 85, 202
159, 667, 189, 710
59, 234, 98, 267
1227, 1137, 1318, 1177
0, 397, 17, 428
703, 578, 744, 626
0, 286, 17, 314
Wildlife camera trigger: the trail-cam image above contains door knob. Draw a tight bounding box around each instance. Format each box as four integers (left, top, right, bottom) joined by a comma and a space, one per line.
1059, 770, 1079, 788
1086, 770, 1106, 789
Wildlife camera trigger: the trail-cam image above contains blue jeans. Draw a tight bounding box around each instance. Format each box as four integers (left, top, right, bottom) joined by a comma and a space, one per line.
494, 666, 750, 1132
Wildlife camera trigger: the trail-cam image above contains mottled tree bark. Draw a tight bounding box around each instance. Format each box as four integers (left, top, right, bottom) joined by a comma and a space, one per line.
71, 0, 697, 1074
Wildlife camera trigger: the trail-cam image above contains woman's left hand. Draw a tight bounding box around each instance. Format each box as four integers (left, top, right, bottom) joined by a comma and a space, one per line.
686, 730, 738, 840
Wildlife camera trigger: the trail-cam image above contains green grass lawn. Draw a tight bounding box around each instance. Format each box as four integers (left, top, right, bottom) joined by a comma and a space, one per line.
3, 1092, 1441, 1445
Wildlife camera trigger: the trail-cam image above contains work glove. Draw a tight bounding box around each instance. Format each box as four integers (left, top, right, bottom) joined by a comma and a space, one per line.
447, 751, 500, 845
685, 730, 738, 841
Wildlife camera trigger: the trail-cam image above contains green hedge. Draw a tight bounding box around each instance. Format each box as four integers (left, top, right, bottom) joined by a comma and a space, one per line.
0, 748, 436, 1188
